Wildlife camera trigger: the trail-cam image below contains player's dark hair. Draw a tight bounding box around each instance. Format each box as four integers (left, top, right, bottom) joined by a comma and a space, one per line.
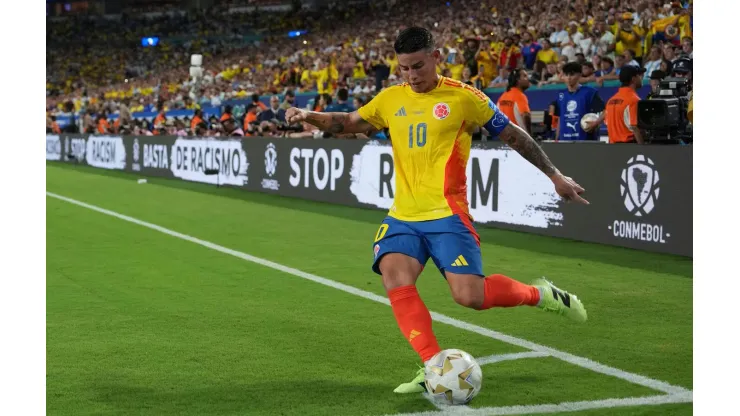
562, 62, 582, 75
394, 27, 434, 55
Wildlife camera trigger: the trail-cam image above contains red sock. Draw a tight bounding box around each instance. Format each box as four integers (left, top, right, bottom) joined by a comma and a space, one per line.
388, 285, 441, 362
479, 274, 540, 309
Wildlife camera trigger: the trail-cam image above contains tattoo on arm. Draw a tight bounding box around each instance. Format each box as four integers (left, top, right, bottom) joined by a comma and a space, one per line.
499, 124, 558, 178
304, 111, 374, 134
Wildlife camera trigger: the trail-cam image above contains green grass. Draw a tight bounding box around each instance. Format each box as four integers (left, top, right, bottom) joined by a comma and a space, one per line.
46, 163, 693, 415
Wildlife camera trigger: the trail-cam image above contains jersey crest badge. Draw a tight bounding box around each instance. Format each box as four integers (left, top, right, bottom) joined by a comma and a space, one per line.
433, 103, 450, 120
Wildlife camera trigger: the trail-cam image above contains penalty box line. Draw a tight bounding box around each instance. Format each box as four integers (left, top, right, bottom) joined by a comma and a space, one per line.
46, 192, 692, 399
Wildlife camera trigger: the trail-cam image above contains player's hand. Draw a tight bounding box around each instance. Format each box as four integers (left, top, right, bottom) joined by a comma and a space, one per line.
285, 107, 308, 124
552, 173, 589, 205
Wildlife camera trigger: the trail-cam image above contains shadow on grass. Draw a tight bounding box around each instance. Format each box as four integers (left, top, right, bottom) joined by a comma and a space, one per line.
48, 162, 692, 279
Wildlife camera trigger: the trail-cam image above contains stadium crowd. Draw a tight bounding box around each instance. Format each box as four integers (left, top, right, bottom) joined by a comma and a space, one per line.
46, 0, 693, 141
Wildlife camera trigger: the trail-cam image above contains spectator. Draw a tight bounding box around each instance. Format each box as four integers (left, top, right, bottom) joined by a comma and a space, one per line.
498, 36, 522, 71
681, 37, 693, 59
461, 67, 474, 86
659, 59, 674, 75
581, 62, 597, 83
352, 96, 365, 111
536, 39, 559, 65
605, 65, 646, 144
549, 19, 569, 53
325, 88, 355, 113
490, 67, 510, 89
520, 31, 541, 70
594, 20, 616, 60
643, 46, 663, 80
614, 13, 645, 64
623, 49, 639, 68
475, 39, 497, 88
279, 90, 296, 110
663, 43, 677, 62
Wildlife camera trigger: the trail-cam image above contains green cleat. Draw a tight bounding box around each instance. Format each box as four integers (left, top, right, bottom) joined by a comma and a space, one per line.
532, 277, 588, 323
393, 366, 427, 394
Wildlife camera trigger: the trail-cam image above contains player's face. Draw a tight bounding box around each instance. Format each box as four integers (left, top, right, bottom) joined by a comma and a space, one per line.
397, 49, 440, 93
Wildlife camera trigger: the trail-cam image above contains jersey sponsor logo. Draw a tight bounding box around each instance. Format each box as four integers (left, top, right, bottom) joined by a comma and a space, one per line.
394, 107, 407, 117
608, 155, 669, 244
86, 136, 127, 170
433, 103, 451, 120
566, 100, 578, 113
46, 135, 61, 161
373, 244, 380, 259
262, 143, 280, 190
348, 142, 563, 229
170, 138, 249, 186
289, 147, 345, 191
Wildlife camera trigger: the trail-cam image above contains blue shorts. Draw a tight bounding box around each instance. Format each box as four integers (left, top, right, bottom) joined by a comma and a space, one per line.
371, 215, 484, 278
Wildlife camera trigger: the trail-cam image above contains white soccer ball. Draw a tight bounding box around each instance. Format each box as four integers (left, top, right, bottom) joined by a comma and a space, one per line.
580, 113, 599, 130
424, 349, 483, 405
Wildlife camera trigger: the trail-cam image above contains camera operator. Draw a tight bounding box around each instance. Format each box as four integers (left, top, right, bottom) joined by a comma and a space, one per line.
258, 95, 287, 135
672, 58, 693, 124
605, 65, 646, 144
243, 104, 260, 136
646, 70, 666, 100
220, 113, 244, 137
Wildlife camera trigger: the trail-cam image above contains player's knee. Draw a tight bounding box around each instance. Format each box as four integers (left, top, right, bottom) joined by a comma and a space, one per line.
380, 254, 421, 291
450, 282, 484, 309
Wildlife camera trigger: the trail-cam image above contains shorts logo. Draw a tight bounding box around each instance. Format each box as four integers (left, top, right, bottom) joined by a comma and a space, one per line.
374, 244, 380, 259
450, 255, 469, 267
433, 103, 450, 120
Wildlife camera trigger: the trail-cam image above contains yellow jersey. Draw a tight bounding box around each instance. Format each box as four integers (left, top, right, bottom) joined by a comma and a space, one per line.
357, 77, 508, 222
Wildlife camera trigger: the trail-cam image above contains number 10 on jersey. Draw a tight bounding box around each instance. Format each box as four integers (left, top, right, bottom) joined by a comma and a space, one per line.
408, 123, 427, 148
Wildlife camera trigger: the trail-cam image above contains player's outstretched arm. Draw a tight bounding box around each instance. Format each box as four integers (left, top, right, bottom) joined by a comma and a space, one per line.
285, 108, 375, 135
498, 123, 589, 204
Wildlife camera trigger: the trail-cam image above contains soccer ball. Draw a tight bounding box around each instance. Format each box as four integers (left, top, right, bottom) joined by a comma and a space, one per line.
580, 113, 599, 130
424, 349, 482, 405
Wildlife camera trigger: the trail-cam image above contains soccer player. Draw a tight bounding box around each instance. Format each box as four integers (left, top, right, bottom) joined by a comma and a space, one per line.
286, 27, 588, 394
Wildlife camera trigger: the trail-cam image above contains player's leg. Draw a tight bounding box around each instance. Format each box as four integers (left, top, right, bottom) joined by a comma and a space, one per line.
427, 215, 587, 321
371, 218, 441, 393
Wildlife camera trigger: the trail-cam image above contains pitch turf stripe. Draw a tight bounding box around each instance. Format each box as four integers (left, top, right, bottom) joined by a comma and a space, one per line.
476, 351, 550, 366
46, 192, 692, 399
387, 392, 693, 416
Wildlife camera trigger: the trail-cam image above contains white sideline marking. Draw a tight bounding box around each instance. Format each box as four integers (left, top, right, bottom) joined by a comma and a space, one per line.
476, 351, 550, 366
47, 192, 692, 400
387, 392, 693, 416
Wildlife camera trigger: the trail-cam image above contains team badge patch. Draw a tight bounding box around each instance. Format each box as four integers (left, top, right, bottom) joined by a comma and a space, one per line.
433, 103, 451, 120
374, 244, 380, 258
